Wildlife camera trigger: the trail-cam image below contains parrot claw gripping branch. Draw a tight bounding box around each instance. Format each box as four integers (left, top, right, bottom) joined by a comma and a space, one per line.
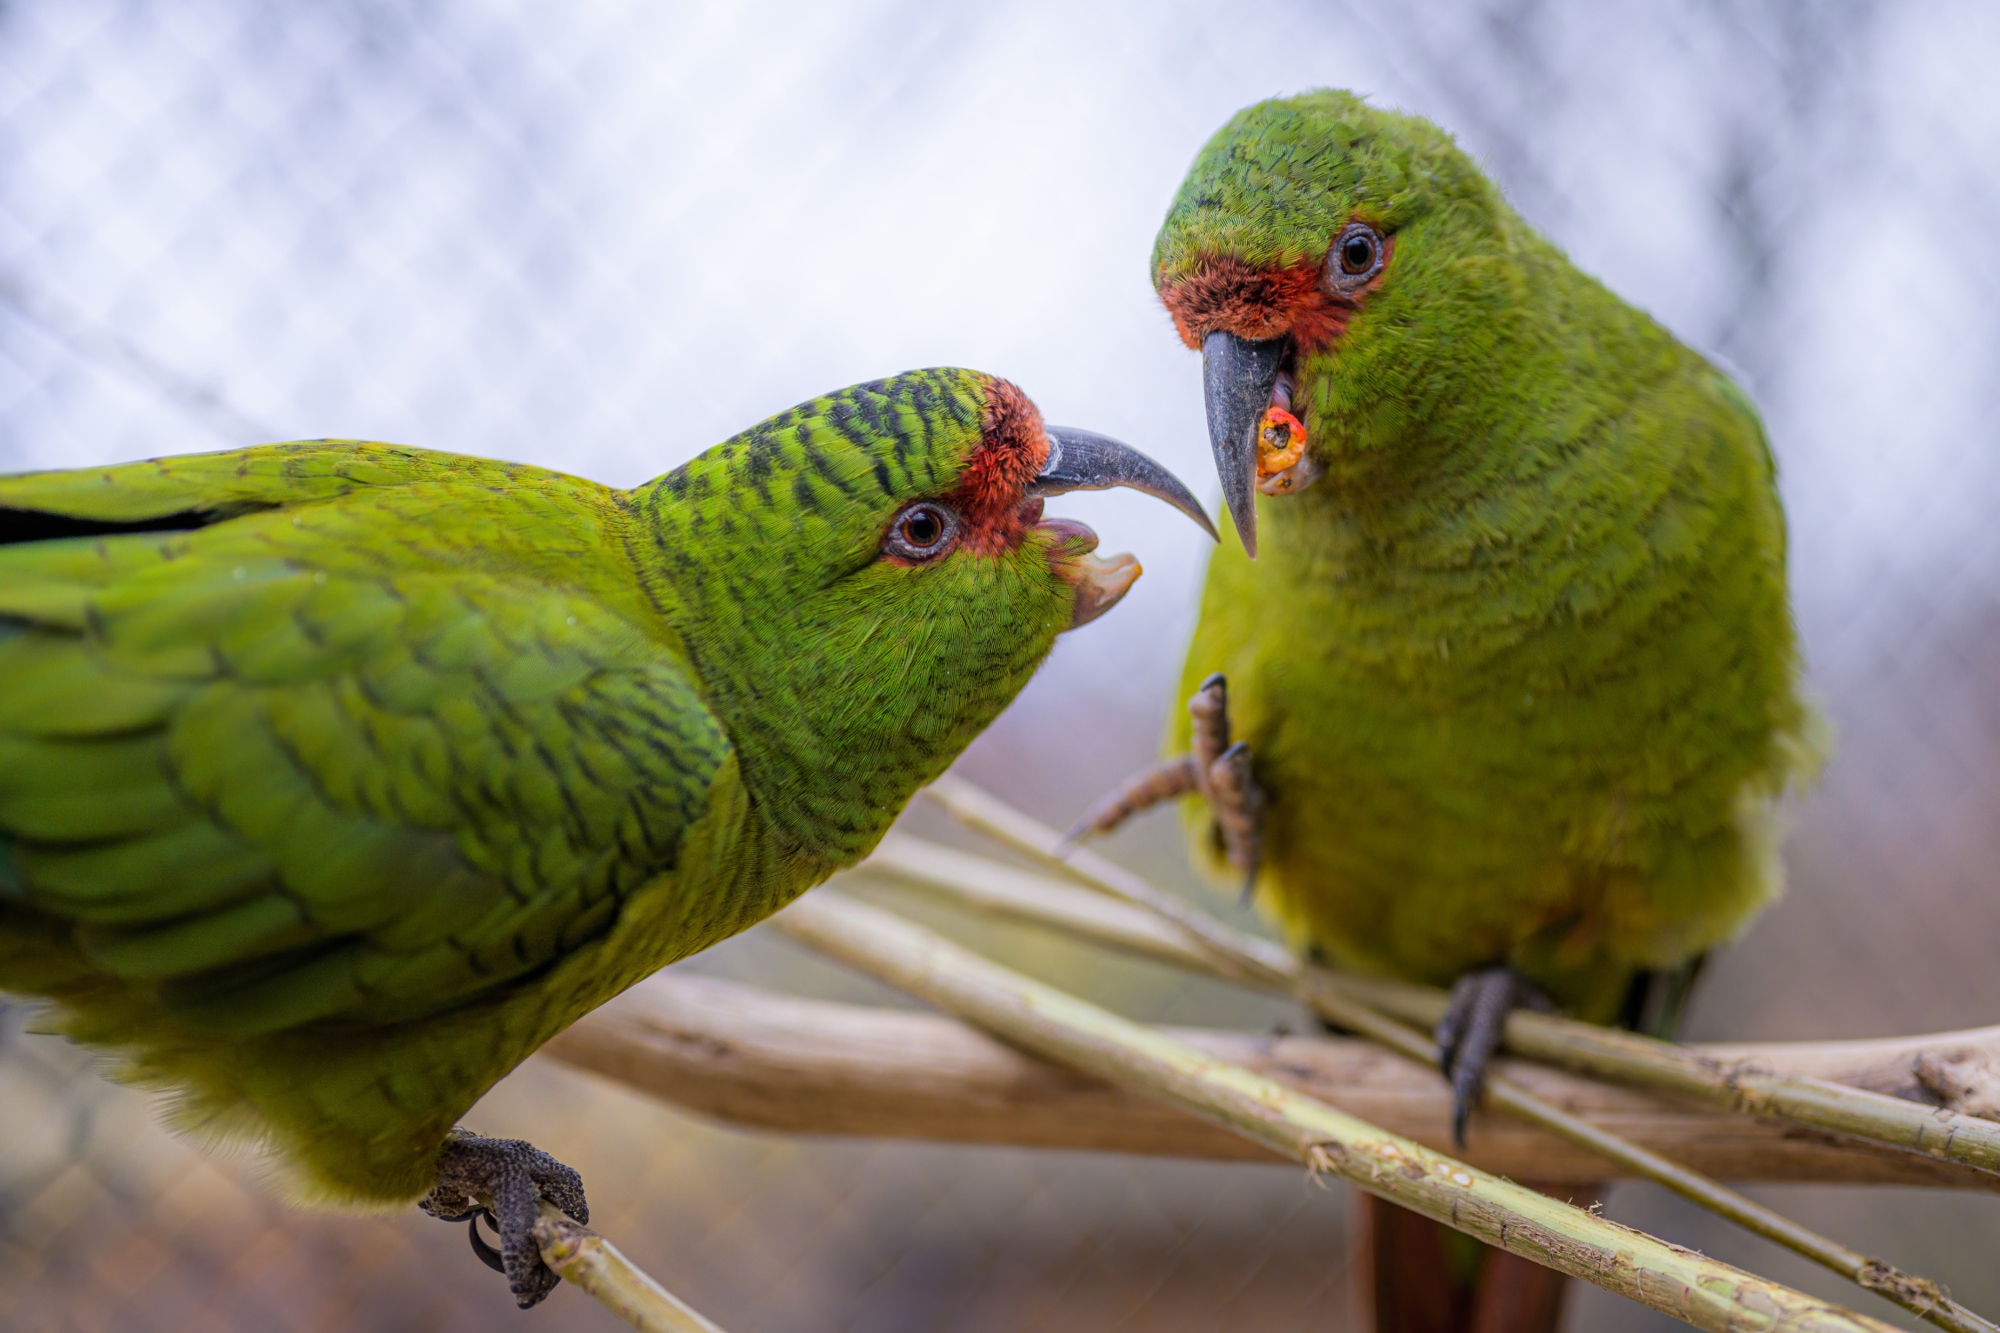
0, 368, 1212, 1318
1073, 88, 1825, 1329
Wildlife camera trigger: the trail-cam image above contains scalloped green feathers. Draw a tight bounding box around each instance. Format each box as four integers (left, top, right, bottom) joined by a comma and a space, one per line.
1154, 91, 1495, 285
0, 369, 1080, 1202
1159, 94, 1820, 1019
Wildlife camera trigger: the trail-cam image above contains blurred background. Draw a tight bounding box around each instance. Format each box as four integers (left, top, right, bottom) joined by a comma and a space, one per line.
2, 1, 1997, 1328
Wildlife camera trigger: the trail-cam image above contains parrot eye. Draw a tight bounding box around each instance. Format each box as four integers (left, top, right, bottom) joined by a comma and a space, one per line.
1327, 222, 1386, 291
883, 501, 961, 562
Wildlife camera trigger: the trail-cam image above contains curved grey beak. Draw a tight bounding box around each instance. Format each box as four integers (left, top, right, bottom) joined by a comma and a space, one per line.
1202, 330, 1288, 558
1028, 426, 1219, 541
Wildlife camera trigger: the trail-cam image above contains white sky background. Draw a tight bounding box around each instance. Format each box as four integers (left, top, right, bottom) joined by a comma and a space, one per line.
6, 4, 2000, 1326
2, 1, 1996, 740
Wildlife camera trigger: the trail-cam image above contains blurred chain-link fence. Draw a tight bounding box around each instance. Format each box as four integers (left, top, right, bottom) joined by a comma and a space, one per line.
3, 2, 1999, 1329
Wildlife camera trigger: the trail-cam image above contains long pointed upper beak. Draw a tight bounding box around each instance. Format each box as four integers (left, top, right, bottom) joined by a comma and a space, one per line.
1201, 330, 1287, 559
1028, 426, 1219, 541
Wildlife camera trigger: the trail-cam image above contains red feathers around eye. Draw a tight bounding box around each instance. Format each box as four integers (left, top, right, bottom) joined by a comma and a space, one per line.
943, 378, 1050, 553
1160, 251, 1379, 354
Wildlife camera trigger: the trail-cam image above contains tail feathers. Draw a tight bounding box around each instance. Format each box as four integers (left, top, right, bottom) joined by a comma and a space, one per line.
1355, 1191, 1577, 1333
1615, 953, 1709, 1039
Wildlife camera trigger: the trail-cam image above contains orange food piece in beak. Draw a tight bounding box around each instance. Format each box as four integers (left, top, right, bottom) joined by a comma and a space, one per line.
1256, 407, 1307, 477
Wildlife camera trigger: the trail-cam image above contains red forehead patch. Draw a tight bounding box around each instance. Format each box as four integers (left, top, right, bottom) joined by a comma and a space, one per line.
945, 377, 1050, 552
1160, 254, 1360, 355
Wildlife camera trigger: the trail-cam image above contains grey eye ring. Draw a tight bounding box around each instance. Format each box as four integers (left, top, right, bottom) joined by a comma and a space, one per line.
883, 501, 961, 561
1327, 222, 1386, 291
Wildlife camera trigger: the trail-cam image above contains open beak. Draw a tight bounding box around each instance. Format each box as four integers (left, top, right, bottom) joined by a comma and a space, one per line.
1035, 517, 1143, 629
1201, 330, 1288, 558
1027, 426, 1219, 542
1026, 428, 1210, 630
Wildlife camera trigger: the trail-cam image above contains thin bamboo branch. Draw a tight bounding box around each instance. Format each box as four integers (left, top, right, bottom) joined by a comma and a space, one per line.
1280, 980, 1993, 1333
532, 1200, 730, 1333
905, 783, 1998, 1333
1474, 1077, 1992, 1333
542, 972, 1999, 1188
859, 832, 2000, 1101
860, 841, 1996, 1333
917, 776, 2000, 1178
1324, 972, 2000, 1177
922, 776, 1295, 987
861, 831, 1276, 975
773, 889, 1899, 1333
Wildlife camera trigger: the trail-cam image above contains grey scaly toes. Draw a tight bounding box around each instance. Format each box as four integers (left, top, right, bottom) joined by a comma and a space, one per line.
1435, 967, 1556, 1147
1065, 674, 1265, 900
418, 1128, 589, 1309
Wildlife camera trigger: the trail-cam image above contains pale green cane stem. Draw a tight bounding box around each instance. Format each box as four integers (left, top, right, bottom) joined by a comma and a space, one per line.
918, 775, 2000, 1178
776, 889, 1899, 1333
906, 779, 1995, 1332
532, 1201, 730, 1333
863, 835, 1995, 1333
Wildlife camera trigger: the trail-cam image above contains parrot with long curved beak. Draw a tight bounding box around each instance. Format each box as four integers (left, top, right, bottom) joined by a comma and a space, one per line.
0, 367, 1213, 1307
1071, 92, 1819, 1330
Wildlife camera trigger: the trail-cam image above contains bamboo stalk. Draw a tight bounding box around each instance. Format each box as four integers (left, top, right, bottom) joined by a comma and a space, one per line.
542, 973, 1999, 1187
922, 776, 1294, 987
533, 1201, 731, 1333
1323, 972, 2000, 1178
904, 782, 1998, 1332
861, 831, 1272, 975
1283, 981, 1994, 1333
859, 833, 2000, 1104
917, 775, 2000, 1178
859, 838, 1995, 1333
774, 889, 1898, 1333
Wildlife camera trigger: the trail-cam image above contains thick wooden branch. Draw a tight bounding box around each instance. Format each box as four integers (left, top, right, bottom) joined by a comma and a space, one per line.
541, 972, 1998, 1192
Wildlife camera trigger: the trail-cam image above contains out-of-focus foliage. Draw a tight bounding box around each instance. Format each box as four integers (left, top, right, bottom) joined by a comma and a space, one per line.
2, 2, 1997, 1329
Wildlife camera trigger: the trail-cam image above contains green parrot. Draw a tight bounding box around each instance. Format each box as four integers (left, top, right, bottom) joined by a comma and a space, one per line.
1072, 92, 1819, 1326
0, 368, 1213, 1307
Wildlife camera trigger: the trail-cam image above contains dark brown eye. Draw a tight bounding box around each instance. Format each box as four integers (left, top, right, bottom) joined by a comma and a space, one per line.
1327, 222, 1386, 290
883, 501, 960, 561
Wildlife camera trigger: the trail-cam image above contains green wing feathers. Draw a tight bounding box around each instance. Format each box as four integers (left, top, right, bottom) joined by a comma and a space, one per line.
0, 439, 571, 525
0, 447, 730, 1039
0, 373, 1119, 1203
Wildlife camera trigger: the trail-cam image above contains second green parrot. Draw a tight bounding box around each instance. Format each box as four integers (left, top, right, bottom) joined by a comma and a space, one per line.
0, 368, 1212, 1306
1081, 89, 1818, 1125
1072, 92, 1820, 1329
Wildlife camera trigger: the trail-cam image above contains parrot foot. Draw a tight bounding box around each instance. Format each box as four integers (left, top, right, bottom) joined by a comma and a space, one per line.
418, 1127, 589, 1309
1435, 967, 1556, 1147
1064, 674, 1264, 901
1063, 755, 1199, 845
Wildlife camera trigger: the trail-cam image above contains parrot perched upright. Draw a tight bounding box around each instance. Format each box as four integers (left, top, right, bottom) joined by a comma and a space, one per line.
0, 368, 1213, 1307
1073, 93, 1819, 1330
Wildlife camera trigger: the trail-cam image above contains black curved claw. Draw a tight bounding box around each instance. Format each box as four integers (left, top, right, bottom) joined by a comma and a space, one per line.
1436, 967, 1551, 1147
467, 1211, 506, 1275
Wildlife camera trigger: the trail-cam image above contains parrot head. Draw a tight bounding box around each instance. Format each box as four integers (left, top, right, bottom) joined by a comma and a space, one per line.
1152, 90, 1516, 555
640, 367, 1214, 860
